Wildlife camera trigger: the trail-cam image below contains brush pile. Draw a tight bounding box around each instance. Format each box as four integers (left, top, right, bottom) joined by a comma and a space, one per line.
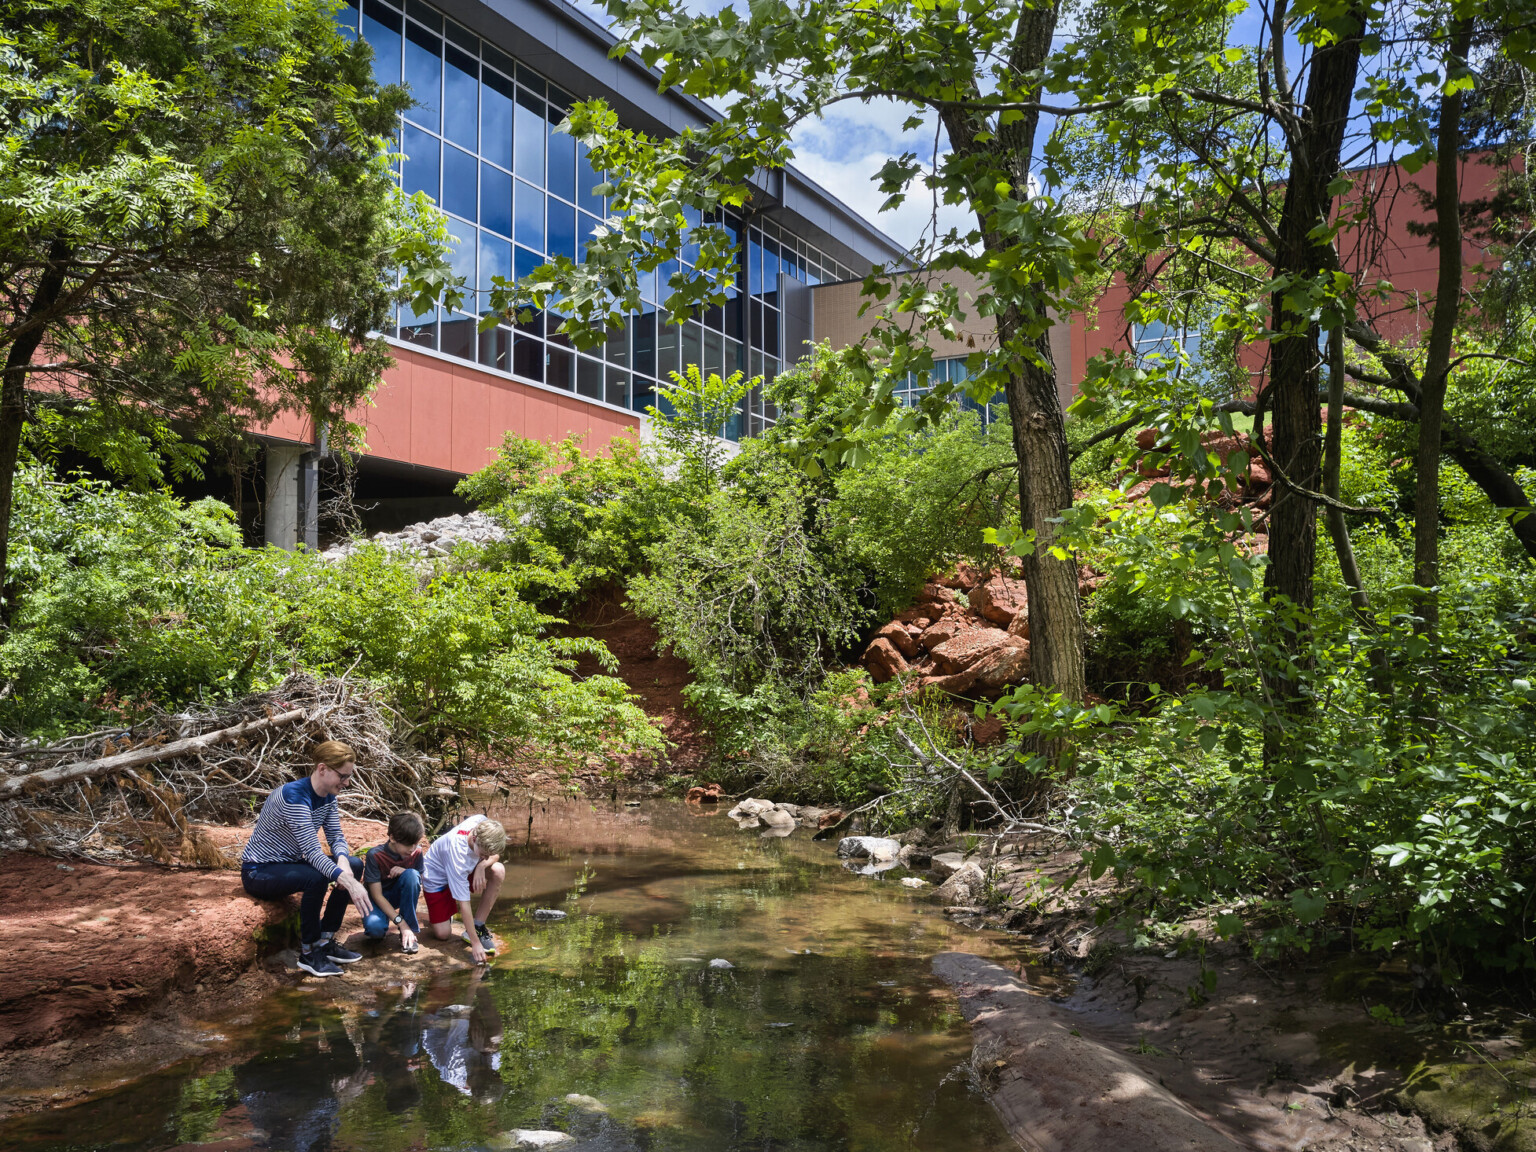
0, 672, 445, 866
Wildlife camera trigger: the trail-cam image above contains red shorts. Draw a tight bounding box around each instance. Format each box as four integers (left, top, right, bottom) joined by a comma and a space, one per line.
424, 884, 463, 925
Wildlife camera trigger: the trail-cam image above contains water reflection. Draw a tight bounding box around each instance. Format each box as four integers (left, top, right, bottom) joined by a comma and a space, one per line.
1, 800, 1022, 1152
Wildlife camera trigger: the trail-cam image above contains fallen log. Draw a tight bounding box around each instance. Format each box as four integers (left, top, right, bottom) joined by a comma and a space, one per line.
0, 709, 307, 801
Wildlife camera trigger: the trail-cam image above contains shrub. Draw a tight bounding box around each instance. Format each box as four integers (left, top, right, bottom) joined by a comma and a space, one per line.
0, 466, 661, 770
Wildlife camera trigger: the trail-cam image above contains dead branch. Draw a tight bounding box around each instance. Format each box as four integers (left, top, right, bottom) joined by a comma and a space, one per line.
0, 710, 306, 801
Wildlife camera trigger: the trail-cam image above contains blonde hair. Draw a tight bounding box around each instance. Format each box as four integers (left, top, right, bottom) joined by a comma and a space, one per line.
472, 818, 507, 858
312, 740, 356, 770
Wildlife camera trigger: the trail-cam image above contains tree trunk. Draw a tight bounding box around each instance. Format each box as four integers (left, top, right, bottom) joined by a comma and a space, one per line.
1002, 332, 1086, 711
1412, 21, 1474, 634
1262, 13, 1364, 625
1322, 326, 1370, 617
0, 238, 72, 603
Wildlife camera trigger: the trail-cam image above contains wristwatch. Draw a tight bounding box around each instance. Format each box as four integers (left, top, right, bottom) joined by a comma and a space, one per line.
392, 914, 403, 926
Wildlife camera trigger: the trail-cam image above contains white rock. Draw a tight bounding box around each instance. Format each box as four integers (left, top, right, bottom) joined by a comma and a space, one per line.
759, 807, 796, 830
564, 1093, 607, 1112
498, 1131, 574, 1150
900, 877, 929, 889
708, 958, 734, 969
837, 836, 902, 861
727, 798, 777, 819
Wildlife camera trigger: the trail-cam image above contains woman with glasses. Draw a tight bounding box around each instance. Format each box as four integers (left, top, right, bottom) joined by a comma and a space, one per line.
241, 740, 376, 977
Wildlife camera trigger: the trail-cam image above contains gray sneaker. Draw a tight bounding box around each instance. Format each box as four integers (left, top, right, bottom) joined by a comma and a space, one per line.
462, 924, 498, 955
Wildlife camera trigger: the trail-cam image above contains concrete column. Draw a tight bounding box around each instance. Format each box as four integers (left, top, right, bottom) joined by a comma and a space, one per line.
298, 449, 319, 551
264, 443, 305, 551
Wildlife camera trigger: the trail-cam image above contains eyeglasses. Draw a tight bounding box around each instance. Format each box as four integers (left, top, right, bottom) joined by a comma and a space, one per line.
329, 765, 355, 783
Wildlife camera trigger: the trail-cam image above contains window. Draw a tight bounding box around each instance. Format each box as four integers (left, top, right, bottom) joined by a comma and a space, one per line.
347, 0, 854, 434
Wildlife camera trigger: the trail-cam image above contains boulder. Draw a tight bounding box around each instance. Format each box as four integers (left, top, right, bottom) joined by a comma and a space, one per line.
919, 668, 981, 696
1006, 610, 1030, 640
936, 861, 987, 906
564, 1094, 607, 1112
708, 958, 735, 969
863, 637, 908, 684
874, 620, 919, 659
900, 876, 929, 889
727, 798, 776, 819
837, 836, 902, 861
895, 605, 933, 626
774, 802, 802, 818
897, 844, 933, 869
918, 617, 972, 651
917, 581, 957, 606
929, 851, 966, 879
968, 574, 1027, 626
816, 809, 847, 829
967, 644, 1031, 693
929, 628, 1016, 675
685, 782, 725, 804
759, 807, 796, 832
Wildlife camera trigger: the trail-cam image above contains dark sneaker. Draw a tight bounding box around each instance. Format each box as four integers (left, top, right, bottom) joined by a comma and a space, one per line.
323, 939, 364, 964
297, 948, 343, 977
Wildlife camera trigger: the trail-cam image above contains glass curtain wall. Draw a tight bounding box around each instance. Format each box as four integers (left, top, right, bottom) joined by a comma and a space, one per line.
337, 0, 854, 439
892, 356, 1001, 426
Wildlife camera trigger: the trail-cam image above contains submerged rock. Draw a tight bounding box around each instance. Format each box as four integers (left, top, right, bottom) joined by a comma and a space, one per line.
494, 1130, 575, 1150
708, 958, 735, 969
564, 1093, 607, 1112
900, 876, 929, 889
532, 909, 567, 921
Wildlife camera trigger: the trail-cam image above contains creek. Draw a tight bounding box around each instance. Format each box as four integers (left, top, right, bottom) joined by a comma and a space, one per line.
0, 799, 1035, 1152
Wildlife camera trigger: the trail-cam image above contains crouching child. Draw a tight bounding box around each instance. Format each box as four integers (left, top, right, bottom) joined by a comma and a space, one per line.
363, 812, 427, 952
422, 815, 506, 963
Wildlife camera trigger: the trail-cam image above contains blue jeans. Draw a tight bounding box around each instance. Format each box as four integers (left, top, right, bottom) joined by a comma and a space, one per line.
242, 855, 364, 947
364, 868, 422, 938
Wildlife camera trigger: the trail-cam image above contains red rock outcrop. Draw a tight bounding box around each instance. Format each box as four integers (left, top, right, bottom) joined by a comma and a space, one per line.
930, 628, 1019, 676
863, 636, 910, 684
874, 620, 919, 659
968, 573, 1027, 626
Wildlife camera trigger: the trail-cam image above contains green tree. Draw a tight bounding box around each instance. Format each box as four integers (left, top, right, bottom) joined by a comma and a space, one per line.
0, 0, 456, 594
491, 0, 1118, 724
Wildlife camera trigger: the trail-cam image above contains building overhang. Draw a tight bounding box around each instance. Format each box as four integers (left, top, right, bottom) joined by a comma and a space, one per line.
432, 0, 908, 272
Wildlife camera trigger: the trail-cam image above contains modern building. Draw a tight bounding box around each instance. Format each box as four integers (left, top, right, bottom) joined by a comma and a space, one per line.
257, 0, 907, 546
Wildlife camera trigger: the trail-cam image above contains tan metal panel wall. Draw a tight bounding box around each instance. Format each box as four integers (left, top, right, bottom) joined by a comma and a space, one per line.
810, 271, 1073, 408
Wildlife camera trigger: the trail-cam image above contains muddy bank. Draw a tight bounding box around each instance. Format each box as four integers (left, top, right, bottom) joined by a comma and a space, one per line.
0, 816, 505, 1117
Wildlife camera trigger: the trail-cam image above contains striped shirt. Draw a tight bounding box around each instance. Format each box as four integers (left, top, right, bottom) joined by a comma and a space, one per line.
241, 778, 350, 879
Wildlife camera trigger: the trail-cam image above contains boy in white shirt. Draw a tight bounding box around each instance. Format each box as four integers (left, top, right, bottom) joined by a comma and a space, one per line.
422, 814, 507, 962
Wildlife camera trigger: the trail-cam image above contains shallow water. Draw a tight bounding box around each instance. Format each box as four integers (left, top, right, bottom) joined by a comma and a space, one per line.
3, 799, 1032, 1152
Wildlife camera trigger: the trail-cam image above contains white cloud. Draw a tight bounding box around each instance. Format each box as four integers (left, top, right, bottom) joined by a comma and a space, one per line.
789, 99, 973, 251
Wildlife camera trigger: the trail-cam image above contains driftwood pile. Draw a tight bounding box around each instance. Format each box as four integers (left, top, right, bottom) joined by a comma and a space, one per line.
0, 672, 445, 866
